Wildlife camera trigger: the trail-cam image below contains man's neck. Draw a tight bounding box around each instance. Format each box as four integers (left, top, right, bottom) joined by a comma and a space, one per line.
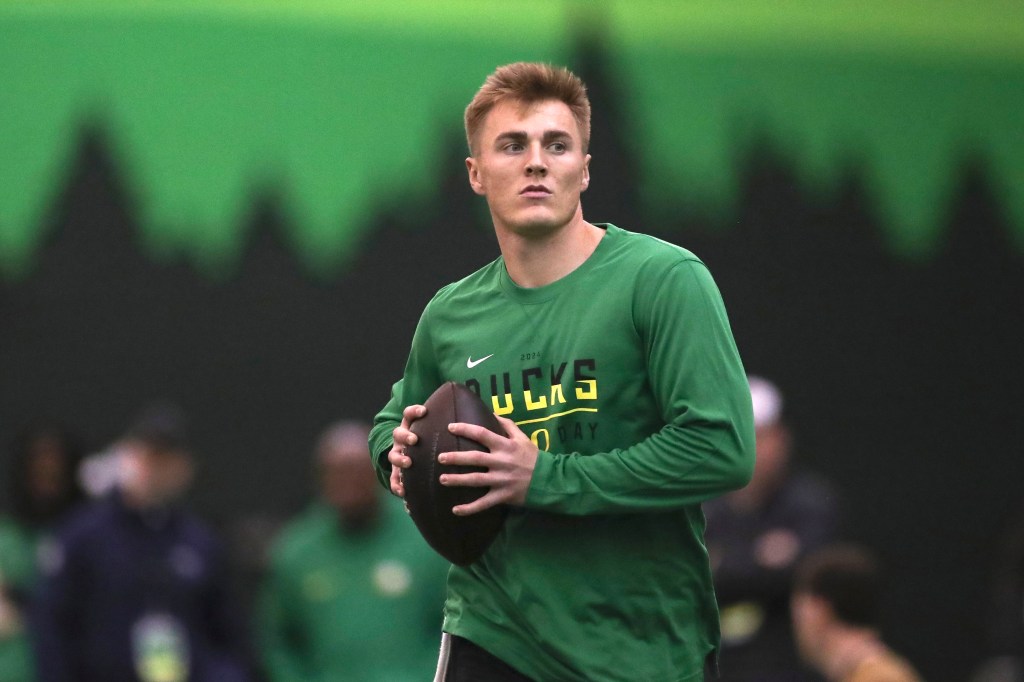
119, 484, 151, 511
496, 212, 604, 289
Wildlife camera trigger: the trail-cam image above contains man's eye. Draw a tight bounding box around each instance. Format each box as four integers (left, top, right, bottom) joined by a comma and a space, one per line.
504, 143, 524, 152
548, 142, 567, 153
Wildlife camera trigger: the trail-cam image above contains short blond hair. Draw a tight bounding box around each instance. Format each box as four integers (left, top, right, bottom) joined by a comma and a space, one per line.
464, 62, 591, 155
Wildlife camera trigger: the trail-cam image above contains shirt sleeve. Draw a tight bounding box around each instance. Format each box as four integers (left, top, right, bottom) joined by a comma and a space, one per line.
369, 299, 445, 490
368, 378, 405, 489
526, 258, 755, 514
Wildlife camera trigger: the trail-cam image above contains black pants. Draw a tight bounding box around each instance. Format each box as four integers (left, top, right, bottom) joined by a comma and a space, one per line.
443, 634, 719, 681
444, 635, 535, 682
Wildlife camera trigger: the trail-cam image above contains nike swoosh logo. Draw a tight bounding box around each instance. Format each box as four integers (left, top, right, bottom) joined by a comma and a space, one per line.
466, 354, 494, 369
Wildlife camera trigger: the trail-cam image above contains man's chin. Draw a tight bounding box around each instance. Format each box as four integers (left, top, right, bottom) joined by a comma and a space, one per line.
504, 215, 566, 238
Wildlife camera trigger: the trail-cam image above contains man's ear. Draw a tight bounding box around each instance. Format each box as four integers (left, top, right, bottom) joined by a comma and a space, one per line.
466, 157, 486, 196
580, 153, 591, 192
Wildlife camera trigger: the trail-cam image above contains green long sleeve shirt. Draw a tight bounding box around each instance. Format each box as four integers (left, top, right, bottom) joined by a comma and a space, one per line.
370, 224, 755, 681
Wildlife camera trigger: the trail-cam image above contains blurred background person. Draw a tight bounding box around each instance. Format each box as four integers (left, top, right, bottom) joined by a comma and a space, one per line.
971, 503, 1024, 682
791, 544, 922, 682
704, 375, 842, 681
29, 403, 253, 682
258, 420, 448, 682
0, 422, 86, 682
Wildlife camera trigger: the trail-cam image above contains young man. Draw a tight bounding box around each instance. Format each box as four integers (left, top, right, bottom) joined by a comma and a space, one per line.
369, 62, 755, 681
791, 545, 923, 682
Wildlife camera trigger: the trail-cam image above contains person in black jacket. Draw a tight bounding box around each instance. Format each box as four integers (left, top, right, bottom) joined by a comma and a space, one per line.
30, 404, 252, 682
704, 376, 842, 682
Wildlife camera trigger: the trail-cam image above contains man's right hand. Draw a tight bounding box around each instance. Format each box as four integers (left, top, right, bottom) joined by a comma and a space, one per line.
387, 404, 426, 498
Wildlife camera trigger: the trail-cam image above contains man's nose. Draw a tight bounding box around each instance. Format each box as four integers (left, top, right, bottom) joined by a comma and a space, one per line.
526, 143, 547, 175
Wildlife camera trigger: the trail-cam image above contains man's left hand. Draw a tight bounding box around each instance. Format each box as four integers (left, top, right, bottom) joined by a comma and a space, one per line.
437, 415, 538, 515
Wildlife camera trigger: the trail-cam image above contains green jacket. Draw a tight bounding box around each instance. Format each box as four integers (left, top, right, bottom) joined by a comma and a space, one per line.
0, 516, 37, 682
259, 498, 449, 682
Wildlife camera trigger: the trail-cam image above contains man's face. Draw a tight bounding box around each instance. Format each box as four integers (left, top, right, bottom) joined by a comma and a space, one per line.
27, 436, 70, 503
320, 445, 379, 529
120, 443, 194, 508
750, 423, 791, 490
466, 99, 590, 238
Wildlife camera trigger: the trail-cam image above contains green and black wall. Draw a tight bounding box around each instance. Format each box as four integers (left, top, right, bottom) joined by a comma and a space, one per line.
2, 3, 1022, 679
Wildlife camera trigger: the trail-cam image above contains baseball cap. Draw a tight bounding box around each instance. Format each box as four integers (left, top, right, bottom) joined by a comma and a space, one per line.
748, 376, 783, 428
123, 402, 191, 454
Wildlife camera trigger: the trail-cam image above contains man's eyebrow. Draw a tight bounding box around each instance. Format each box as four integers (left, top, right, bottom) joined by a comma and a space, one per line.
494, 131, 527, 144
493, 129, 573, 145
542, 129, 573, 143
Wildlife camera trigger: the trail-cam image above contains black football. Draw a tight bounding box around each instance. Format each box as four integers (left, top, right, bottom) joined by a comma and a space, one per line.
403, 381, 509, 566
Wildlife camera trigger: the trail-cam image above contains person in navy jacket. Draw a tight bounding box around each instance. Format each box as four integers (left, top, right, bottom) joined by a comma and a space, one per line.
29, 404, 252, 682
